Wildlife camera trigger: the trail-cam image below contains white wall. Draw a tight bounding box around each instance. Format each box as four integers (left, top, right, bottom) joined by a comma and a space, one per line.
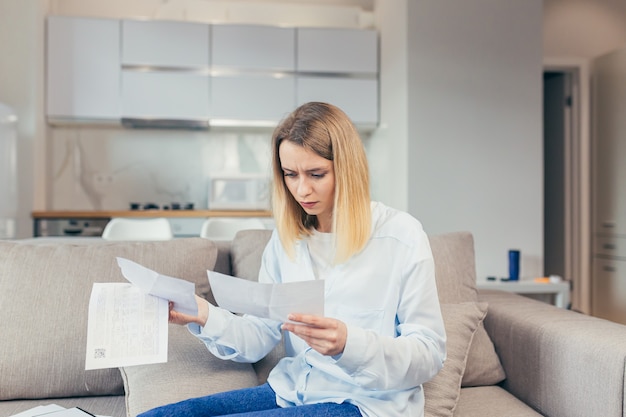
406, 0, 544, 280
0, 0, 47, 239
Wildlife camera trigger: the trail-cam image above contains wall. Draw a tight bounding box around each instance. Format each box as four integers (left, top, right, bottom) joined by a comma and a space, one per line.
544, 0, 626, 59
0, 0, 47, 239
406, 0, 544, 280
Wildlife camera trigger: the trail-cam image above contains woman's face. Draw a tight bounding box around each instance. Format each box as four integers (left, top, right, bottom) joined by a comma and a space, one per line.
279, 140, 335, 232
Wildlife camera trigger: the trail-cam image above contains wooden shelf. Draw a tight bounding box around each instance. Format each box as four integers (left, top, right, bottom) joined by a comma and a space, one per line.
32, 210, 273, 219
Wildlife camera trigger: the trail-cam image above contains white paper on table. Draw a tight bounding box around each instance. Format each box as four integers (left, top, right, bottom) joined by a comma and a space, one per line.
207, 271, 324, 322
116, 257, 197, 316
9, 405, 65, 417
85, 283, 168, 370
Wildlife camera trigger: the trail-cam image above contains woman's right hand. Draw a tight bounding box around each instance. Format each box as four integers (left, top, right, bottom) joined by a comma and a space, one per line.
168, 294, 209, 327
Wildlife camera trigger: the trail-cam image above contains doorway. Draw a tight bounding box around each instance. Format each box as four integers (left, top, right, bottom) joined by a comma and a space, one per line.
542, 62, 591, 313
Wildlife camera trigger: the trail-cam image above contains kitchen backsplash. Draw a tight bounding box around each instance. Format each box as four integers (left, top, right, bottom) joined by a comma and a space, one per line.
49, 126, 272, 210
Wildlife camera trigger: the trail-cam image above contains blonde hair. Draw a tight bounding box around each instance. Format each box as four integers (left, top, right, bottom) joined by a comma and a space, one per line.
271, 102, 371, 263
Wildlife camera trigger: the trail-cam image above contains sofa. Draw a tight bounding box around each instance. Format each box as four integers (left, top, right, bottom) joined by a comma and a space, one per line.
1, 230, 626, 417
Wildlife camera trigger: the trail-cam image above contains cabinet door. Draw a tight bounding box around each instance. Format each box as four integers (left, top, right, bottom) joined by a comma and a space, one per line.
296, 77, 378, 126
592, 257, 626, 325
211, 75, 295, 124
121, 71, 209, 120
297, 28, 377, 74
122, 20, 209, 68
592, 50, 626, 235
46, 16, 121, 120
212, 24, 295, 71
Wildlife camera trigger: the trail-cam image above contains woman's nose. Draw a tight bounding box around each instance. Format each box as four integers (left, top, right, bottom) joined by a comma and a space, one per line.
297, 178, 312, 196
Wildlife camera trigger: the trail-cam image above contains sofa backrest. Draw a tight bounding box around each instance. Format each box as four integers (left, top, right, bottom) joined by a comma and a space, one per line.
0, 238, 219, 401
229, 229, 479, 304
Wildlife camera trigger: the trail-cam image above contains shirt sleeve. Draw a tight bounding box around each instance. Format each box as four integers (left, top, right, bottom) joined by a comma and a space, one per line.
335, 229, 447, 391
187, 234, 284, 363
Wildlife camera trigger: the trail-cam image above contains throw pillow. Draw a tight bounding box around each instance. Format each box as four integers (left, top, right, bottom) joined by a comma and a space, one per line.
429, 232, 506, 387
461, 322, 506, 387
0, 238, 217, 401
120, 324, 259, 416
424, 302, 488, 417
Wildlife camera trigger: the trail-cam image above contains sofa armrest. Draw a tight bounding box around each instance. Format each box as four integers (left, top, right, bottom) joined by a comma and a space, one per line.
479, 290, 626, 417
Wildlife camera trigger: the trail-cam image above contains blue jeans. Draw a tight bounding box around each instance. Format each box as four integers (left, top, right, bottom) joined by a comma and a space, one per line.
138, 383, 363, 417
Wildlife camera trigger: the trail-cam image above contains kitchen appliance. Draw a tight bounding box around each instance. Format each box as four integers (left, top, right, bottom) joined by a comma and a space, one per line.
129, 202, 195, 211
207, 174, 270, 210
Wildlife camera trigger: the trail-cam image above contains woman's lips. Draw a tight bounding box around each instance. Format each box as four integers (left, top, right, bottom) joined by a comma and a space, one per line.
300, 202, 317, 209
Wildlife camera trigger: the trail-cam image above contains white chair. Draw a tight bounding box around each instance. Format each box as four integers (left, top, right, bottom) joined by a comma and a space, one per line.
101, 217, 173, 241
200, 217, 266, 240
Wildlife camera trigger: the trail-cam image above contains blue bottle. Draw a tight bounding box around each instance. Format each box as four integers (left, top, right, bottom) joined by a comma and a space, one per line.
508, 250, 520, 281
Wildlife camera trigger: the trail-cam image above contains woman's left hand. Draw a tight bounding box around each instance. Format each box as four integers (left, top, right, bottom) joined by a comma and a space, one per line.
281, 314, 347, 357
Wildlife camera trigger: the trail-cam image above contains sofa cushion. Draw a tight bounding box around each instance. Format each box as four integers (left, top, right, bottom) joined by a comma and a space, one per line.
120, 324, 259, 416
456, 386, 544, 417
461, 321, 506, 387
0, 238, 217, 401
230, 229, 273, 281
429, 232, 505, 387
424, 302, 488, 417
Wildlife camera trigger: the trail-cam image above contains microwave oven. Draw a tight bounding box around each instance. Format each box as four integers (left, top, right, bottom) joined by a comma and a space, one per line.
207, 174, 271, 210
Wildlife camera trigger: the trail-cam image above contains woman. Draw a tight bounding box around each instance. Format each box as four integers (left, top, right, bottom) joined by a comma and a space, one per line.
140, 102, 446, 417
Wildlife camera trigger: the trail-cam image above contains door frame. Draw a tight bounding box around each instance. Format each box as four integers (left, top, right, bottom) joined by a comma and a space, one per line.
543, 57, 591, 314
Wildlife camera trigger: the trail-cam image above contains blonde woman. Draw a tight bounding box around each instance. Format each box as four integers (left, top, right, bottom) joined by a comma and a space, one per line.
141, 102, 446, 417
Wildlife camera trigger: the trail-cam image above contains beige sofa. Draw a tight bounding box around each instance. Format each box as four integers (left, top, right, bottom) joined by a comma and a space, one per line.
1, 231, 625, 417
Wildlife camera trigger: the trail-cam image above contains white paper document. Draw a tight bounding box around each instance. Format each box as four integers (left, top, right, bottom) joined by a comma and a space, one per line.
116, 257, 197, 316
85, 283, 169, 370
9, 404, 65, 417
11, 404, 111, 417
207, 271, 324, 322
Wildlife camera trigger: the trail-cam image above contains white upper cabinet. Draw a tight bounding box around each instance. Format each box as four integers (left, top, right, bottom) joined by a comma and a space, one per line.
297, 27, 378, 74
296, 28, 378, 127
122, 20, 210, 68
46, 16, 121, 121
212, 24, 295, 71
296, 77, 378, 126
210, 24, 296, 124
122, 71, 210, 120
46, 17, 378, 129
210, 75, 295, 124
120, 20, 210, 122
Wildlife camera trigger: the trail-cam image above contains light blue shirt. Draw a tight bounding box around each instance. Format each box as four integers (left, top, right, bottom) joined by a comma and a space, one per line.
190, 202, 446, 417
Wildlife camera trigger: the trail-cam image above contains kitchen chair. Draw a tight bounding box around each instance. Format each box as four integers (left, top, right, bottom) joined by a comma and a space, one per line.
200, 217, 266, 240
101, 217, 173, 241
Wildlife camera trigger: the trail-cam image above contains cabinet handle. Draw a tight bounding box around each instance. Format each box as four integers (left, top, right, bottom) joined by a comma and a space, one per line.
603, 243, 616, 250
602, 221, 616, 228
603, 265, 617, 272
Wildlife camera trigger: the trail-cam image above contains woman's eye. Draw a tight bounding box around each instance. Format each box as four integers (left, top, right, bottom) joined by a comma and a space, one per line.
311, 173, 325, 179
283, 172, 296, 177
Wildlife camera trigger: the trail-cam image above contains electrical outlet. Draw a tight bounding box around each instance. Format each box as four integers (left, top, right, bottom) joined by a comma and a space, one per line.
92, 173, 115, 194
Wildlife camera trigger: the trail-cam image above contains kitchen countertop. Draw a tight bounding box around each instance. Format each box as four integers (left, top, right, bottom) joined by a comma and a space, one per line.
32, 210, 273, 219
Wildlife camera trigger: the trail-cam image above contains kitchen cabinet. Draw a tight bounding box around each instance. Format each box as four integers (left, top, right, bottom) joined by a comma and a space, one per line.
210, 24, 296, 124
296, 77, 377, 126
121, 71, 210, 121
210, 75, 294, 124
122, 20, 210, 68
296, 27, 378, 126
591, 48, 626, 325
592, 257, 626, 325
45, 18, 379, 129
592, 50, 626, 235
211, 24, 295, 71
46, 16, 121, 121
121, 19, 210, 123
296, 27, 378, 74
